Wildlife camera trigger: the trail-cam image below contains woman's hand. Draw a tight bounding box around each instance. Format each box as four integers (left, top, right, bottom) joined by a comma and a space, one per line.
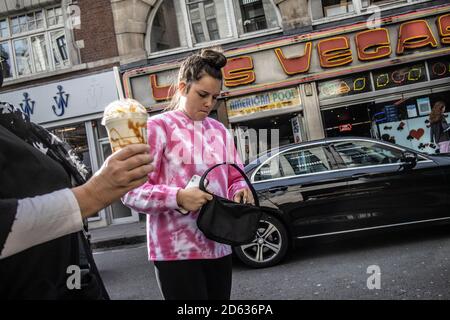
177, 187, 213, 212
73, 144, 154, 218
233, 188, 255, 205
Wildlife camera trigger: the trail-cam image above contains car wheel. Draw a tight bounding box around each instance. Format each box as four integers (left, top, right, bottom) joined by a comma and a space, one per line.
234, 214, 289, 268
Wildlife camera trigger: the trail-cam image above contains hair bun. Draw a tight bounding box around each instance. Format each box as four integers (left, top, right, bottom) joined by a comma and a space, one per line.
200, 48, 227, 69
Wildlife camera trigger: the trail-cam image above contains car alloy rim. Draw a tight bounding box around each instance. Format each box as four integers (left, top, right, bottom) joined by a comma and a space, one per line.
239, 220, 282, 264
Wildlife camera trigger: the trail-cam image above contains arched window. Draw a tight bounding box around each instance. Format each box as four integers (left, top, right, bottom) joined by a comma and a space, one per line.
148, 0, 281, 54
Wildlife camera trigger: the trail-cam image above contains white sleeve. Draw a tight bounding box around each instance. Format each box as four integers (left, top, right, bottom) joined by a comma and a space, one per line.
0, 188, 83, 259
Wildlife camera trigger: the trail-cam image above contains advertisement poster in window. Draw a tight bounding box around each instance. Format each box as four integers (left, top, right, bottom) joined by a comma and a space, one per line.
377, 115, 447, 154
417, 97, 431, 116
291, 116, 302, 143
406, 104, 418, 118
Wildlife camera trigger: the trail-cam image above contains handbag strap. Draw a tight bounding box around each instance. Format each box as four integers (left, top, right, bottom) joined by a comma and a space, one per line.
199, 163, 260, 207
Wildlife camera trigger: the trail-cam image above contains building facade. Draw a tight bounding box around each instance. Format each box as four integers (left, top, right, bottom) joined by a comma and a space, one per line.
2, 0, 449, 228
116, 0, 450, 162
0, 0, 142, 227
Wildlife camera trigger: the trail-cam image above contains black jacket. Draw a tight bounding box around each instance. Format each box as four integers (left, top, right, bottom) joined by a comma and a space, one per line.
0, 102, 108, 299
0, 124, 79, 298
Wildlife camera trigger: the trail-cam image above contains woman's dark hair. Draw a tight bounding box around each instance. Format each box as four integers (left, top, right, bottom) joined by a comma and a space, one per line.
429, 101, 446, 123
166, 48, 227, 110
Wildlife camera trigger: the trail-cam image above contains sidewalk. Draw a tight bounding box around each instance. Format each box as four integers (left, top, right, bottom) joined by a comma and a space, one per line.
88, 221, 147, 250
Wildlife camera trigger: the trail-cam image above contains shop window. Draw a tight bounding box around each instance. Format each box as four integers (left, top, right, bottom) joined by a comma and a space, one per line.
236, 0, 278, 34
150, 0, 187, 52
332, 141, 403, 168
311, 0, 355, 20
0, 19, 9, 38
50, 123, 92, 176
187, 0, 222, 44
51, 30, 69, 69
46, 6, 63, 27
361, 0, 407, 7
0, 6, 70, 81
0, 42, 13, 79
322, 93, 450, 155
323, 0, 354, 18
254, 146, 331, 181
13, 39, 32, 76
149, 0, 281, 53
311, 0, 430, 22
324, 105, 372, 136
31, 34, 50, 73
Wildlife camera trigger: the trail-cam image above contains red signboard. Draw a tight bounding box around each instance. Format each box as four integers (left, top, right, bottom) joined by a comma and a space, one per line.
339, 124, 353, 132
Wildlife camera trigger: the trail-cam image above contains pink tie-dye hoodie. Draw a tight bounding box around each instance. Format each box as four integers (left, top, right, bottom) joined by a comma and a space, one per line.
122, 110, 248, 261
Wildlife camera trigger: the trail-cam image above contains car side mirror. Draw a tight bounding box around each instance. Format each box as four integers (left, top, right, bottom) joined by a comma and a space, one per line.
401, 151, 417, 170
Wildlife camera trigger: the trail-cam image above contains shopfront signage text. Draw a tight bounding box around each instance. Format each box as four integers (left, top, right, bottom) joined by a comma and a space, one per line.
222, 17, 447, 82
52, 85, 70, 117
129, 13, 450, 104
0, 71, 118, 125
227, 88, 300, 118
19, 92, 35, 118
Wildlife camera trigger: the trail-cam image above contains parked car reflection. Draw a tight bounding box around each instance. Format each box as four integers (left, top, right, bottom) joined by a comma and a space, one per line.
235, 137, 450, 268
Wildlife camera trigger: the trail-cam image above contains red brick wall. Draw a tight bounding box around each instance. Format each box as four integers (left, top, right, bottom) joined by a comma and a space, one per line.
74, 0, 119, 63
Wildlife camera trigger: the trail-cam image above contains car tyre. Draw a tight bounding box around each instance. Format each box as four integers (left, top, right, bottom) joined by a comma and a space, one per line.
234, 214, 289, 268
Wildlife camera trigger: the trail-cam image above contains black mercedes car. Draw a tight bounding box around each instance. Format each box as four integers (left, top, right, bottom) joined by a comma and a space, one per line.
234, 137, 450, 268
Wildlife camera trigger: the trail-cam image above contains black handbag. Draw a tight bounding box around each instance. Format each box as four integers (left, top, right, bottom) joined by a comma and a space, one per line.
197, 163, 262, 246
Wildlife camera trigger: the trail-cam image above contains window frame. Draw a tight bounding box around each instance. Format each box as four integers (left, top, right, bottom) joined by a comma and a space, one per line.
250, 139, 431, 183
329, 139, 429, 170
330, 140, 405, 169
0, 5, 70, 81
251, 143, 337, 183
0, 40, 15, 79
310, 0, 433, 25
146, 0, 282, 57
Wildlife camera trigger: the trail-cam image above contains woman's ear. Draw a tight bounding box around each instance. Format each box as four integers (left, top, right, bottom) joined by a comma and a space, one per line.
178, 82, 187, 95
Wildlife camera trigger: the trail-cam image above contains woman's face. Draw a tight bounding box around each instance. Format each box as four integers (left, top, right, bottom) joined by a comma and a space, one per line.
179, 74, 221, 121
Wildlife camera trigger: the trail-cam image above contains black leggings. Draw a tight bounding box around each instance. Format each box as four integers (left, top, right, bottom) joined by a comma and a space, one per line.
153, 255, 232, 300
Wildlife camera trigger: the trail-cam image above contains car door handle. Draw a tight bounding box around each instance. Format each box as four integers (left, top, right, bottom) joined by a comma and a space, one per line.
268, 186, 288, 193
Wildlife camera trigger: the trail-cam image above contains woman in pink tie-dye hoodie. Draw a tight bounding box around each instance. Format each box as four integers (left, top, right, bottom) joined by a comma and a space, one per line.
122, 48, 252, 300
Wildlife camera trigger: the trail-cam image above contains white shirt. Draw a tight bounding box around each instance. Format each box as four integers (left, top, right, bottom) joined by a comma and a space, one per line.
0, 188, 83, 259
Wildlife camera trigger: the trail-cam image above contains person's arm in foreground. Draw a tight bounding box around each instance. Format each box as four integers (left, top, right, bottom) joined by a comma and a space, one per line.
0, 144, 153, 259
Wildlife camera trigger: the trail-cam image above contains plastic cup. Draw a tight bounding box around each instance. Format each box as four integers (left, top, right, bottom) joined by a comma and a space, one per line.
102, 99, 148, 152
